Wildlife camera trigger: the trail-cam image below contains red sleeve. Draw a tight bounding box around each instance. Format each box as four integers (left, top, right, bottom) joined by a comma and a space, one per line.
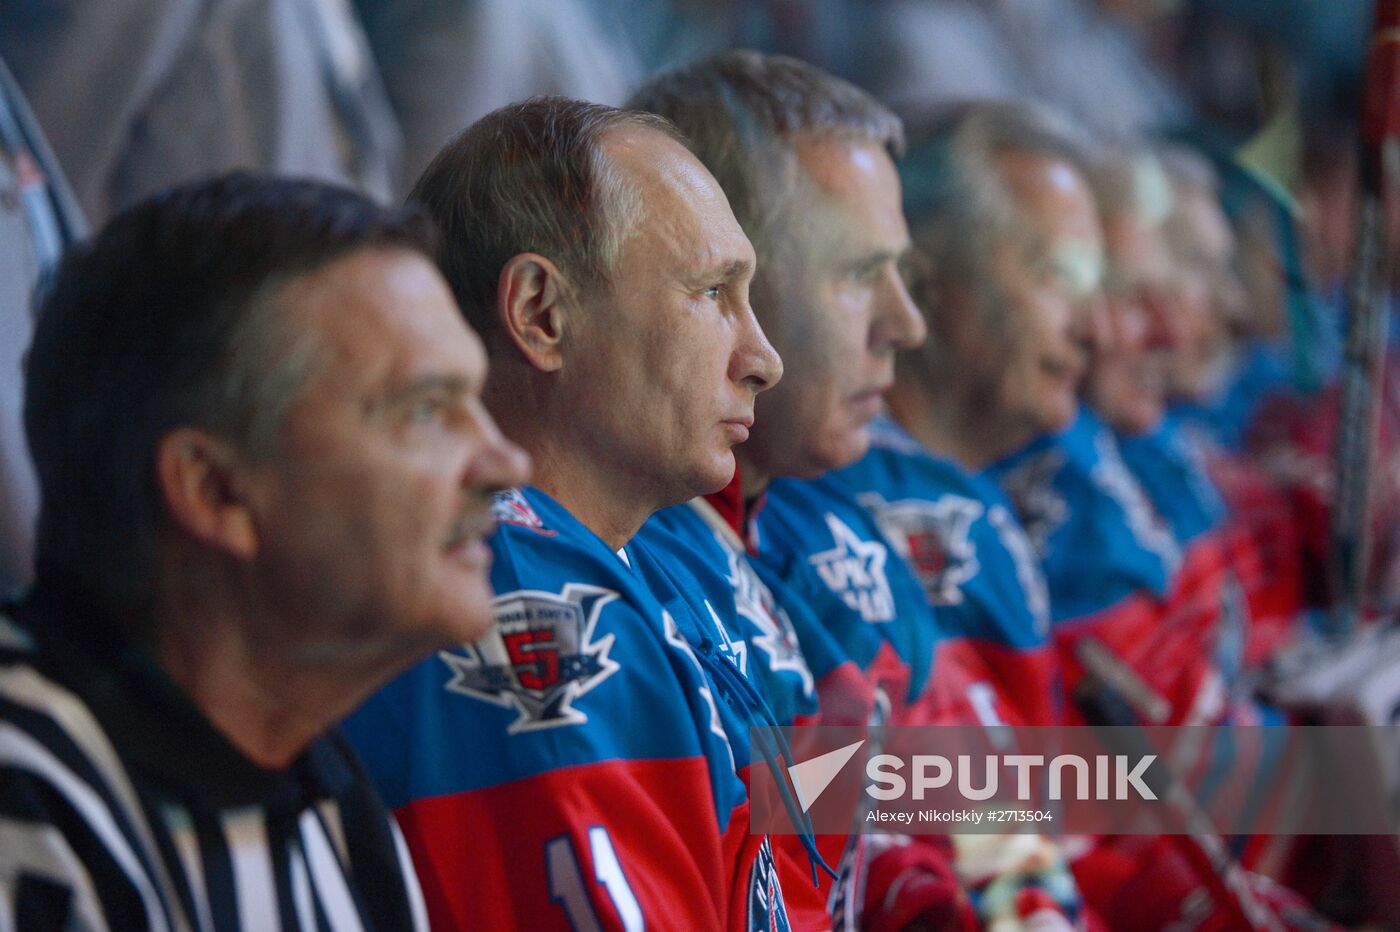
396, 757, 729, 931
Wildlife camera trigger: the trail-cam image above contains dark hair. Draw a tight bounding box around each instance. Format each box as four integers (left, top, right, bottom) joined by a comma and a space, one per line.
25, 172, 437, 623
628, 50, 904, 260
410, 96, 685, 339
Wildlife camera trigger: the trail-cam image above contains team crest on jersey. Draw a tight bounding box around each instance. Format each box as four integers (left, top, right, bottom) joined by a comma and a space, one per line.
719, 535, 814, 698
747, 837, 792, 932
997, 450, 1070, 557
860, 492, 982, 606
439, 584, 619, 733
490, 488, 557, 536
809, 514, 895, 623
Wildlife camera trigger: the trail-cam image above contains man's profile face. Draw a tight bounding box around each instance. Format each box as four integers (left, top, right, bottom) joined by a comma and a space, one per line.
1086, 212, 1177, 435
247, 248, 528, 655
1161, 186, 1244, 402
564, 127, 781, 505
955, 151, 1105, 442
745, 137, 926, 479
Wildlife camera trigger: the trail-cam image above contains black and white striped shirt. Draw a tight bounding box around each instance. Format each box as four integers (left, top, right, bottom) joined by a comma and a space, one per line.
0, 598, 430, 931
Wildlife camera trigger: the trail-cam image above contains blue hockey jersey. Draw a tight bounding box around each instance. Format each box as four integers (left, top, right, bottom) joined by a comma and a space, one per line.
1116, 414, 1226, 548
833, 417, 1059, 726
987, 408, 1239, 726
644, 497, 840, 728
343, 486, 807, 931
988, 406, 1180, 622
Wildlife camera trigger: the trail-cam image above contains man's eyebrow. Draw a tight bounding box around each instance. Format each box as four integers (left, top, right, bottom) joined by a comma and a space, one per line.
854, 245, 909, 271
379, 373, 476, 408
706, 257, 754, 282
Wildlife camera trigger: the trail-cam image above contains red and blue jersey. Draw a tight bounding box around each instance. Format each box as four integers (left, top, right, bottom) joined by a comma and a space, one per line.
987, 407, 1235, 726
750, 472, 930, 724
832, 418, 1060, 726
644, 497, 840, 729
1117, 415, 1253, 698
753, 472, 1028, 731
748, 469, 1088, 928
343, 486, 803, 931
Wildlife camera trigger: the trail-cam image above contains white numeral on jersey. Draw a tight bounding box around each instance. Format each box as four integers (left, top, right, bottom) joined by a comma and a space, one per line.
546, 827, 644, 931
967, 682, 1006, 728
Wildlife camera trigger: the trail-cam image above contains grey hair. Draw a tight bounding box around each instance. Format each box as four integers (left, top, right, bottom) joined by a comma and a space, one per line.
900, 99, 1097, 290
1086, 146, 1174, 227
627, 50, 904, 261
894, 100, 1097, 385
410, 96, 683, 338
1156, 142, 1221, 195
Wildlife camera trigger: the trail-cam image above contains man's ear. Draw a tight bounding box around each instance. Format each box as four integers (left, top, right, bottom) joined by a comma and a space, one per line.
496, 253, 572, 373
155, 428, 260, 561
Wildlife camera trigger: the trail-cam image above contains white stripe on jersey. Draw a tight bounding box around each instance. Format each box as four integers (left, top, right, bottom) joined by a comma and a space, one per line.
0, 722, 171, 931
389, 816, 430, 930
288, 838, 318, 931
163, 804, 215, 932
0, 664, 193, 931
298, 809, 366, 932
0, 818, 110, 931
315, 798, 348, 865
0, 634, 429, 932
224, 808, 279, 932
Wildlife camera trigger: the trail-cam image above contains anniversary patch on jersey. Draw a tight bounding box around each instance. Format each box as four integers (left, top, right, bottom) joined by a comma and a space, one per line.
1089, 432, 1181, 574
718, 533, 814, 698
747, 837, 792, 932
491, 488, 557, 536
809, 514, 895, 624
858, 491, 982, 607
440, 584, 619, 733
995, 450, 1070, 557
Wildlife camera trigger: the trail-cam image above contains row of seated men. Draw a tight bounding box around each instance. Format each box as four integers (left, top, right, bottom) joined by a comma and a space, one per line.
0, 49, 1349, 930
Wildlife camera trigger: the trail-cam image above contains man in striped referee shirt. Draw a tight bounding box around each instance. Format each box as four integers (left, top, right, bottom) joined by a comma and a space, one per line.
0, 173, 529, 929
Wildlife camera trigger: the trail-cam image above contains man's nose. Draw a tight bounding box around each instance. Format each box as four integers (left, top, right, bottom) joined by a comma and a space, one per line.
1072, 291, 1114, 357
732, 299, 784, 393
465, 406, 532, 491
871, 267, 927, 352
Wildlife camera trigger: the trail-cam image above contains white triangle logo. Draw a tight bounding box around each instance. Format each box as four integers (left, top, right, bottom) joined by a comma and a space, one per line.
787, 739, 866, 812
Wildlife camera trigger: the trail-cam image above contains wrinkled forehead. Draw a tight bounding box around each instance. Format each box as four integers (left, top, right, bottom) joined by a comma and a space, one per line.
782, 135, 909, 256
999, 150, 1100, 238
602, 126, 754, 270
994, 151, 1104, 295
284, 248, 484, 393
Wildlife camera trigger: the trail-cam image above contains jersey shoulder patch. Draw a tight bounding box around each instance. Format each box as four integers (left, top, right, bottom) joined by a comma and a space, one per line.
439, 583, 619, 733
491, 488, 558, 536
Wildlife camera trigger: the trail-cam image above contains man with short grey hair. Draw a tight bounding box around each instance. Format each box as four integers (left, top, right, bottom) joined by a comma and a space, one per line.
632, 53, 1027, 931
343, 97, 816, 931
890, 100, 1108, 470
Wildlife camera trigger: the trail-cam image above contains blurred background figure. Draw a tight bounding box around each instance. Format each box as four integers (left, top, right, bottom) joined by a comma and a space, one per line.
0, 55, 84, 597
867, 0, 1186, 142
0, 0, 401, 223
354, 0, 644, 187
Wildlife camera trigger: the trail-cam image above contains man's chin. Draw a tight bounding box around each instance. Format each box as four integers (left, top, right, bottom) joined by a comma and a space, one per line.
692, 450, 738, 497
436, 580, 498, 646
796, 428, 870, 479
